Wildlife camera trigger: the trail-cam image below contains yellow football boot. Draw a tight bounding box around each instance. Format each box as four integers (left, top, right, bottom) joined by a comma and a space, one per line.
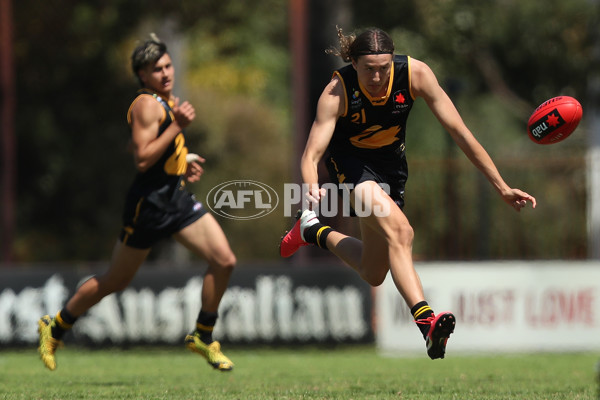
38, 315, 62, 371
185, 333, 234, 371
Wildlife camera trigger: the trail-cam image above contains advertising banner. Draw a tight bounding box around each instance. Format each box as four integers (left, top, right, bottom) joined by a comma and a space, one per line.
376, 261, 600, 354
0, 263, 373, 346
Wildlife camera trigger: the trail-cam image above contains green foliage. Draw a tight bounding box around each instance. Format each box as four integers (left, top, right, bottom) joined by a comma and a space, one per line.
182, 0, 290, 105
353, 0, 596, 106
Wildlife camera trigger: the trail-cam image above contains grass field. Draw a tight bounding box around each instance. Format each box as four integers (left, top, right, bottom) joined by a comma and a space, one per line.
1, 346, 598, 399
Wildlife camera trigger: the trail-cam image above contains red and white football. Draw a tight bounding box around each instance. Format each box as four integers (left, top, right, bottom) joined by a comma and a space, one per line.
527, 96, 582, 144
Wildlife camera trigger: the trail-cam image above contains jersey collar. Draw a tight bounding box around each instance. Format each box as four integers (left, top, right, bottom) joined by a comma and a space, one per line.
357, 61, 395, 106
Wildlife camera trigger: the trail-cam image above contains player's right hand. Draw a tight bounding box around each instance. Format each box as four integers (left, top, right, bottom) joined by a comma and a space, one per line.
305, 184, 326, 208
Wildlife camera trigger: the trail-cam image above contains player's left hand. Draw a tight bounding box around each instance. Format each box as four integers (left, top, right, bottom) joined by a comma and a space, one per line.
185, 153, 205, 183
502, 188, 536, 212
172, 97, 196, 129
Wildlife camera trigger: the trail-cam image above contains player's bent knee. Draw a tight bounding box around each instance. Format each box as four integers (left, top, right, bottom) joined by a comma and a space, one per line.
360, 268, 388, 287
388, 223, 414, 247
363, 274, 386, 287
216, 252, 236, 271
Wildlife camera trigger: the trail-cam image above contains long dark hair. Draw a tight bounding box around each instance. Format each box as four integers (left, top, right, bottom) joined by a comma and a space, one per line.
326, 26, 394, 62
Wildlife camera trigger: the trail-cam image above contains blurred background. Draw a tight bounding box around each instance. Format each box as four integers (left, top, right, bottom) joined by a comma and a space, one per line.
1, 0, 599, 265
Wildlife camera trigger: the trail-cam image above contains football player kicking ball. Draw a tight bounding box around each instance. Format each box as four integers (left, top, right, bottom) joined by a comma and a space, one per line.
280, 27, 536, 359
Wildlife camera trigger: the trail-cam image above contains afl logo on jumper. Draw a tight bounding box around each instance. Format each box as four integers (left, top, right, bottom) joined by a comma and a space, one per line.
393, 90, 410, 113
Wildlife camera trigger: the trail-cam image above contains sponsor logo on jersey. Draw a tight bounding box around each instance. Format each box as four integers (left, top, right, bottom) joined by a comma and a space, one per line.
393, 90, 410, 113
350, 89, 362, 111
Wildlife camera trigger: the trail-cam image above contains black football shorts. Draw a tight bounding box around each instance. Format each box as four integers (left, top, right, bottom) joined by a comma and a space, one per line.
119, 186, 207, 249
326, 153, 407, 211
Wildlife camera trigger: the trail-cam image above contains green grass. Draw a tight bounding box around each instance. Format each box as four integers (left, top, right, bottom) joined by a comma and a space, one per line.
1, 346, 598, 399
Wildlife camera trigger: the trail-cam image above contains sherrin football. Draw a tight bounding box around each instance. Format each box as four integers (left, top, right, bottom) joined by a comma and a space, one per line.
527, 96, 582, 144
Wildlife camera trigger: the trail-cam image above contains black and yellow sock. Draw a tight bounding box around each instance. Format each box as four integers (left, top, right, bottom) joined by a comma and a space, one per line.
411, 301, 434, 338
51, 308, 77, 340
303, 223, 333, 250
196, 310, 218, 345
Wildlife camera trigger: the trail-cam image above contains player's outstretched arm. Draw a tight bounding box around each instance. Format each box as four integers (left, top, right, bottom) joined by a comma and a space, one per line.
411, 58, 536, 212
